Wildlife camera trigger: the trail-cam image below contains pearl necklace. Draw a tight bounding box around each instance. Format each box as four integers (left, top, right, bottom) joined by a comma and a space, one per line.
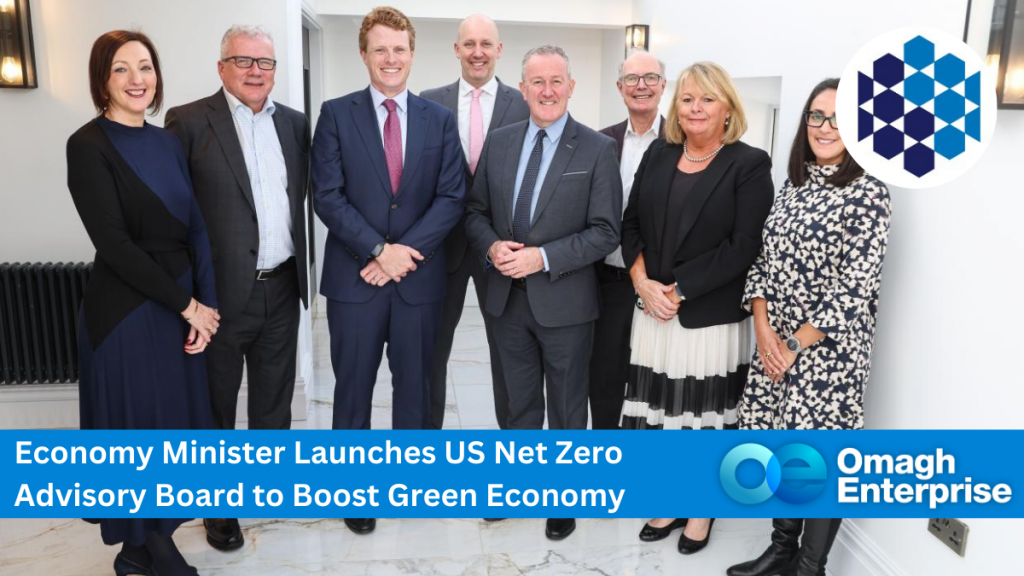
683, 141, 724, 162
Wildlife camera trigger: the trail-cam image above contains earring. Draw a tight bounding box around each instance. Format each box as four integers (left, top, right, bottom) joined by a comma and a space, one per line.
725, 116, 731, 126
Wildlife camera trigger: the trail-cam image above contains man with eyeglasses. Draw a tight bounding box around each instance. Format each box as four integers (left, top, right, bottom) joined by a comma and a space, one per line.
591, 48, 667, 430
165, 24, 310, 552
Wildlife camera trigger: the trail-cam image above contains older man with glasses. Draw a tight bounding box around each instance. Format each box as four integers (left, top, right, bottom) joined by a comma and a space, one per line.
590, 48, 667, 430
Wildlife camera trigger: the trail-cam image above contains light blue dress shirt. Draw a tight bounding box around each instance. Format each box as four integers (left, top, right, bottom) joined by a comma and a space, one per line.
511, 112, 570, 271
369, 85, 408, 163
223, 89, 293, 270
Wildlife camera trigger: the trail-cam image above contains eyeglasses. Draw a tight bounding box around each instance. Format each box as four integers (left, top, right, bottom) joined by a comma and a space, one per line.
804, 110, 838, 129
222, 56, 277, 71
620, 72, 663, 87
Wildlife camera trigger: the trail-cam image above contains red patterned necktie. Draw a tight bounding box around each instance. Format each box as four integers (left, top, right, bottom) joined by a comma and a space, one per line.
383, 98, 403, 195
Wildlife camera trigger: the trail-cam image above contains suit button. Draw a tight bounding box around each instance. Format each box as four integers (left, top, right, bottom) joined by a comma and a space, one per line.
385, 234, 391, 241
249, 249, 256, 256
391, 204, 398, 210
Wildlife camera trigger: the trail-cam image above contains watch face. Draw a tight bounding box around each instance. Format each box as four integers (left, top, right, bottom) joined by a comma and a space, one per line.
787, 338, 800, 352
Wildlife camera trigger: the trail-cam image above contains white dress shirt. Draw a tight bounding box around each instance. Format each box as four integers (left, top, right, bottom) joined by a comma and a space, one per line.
223, 88, 294, 270
457, 76, 498, 161
606, 115, 662, 268
369, 85, 408, 163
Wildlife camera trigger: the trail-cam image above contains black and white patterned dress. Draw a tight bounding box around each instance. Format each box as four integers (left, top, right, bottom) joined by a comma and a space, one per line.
738, 163, 890, 430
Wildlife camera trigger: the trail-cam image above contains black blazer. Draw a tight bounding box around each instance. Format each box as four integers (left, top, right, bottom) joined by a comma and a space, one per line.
165, 90, 310, 319
599, 115, 666, 161
419, 79, 530, 273
621, 139, 774, 329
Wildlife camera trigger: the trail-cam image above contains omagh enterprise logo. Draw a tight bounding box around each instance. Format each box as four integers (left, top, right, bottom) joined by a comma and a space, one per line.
837, 28, 997, 189
720, 443, 827, 505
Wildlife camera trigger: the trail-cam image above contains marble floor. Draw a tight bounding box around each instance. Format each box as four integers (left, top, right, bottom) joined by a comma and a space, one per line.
0, 292, 777, 575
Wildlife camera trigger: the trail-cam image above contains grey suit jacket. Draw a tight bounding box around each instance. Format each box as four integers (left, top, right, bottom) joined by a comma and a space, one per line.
465, 114, 622, 328
165, 89, 310, 319
419, 78, 530, 273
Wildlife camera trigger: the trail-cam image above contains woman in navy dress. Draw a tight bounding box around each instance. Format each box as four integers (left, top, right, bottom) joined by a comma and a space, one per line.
66, 31, 220, 576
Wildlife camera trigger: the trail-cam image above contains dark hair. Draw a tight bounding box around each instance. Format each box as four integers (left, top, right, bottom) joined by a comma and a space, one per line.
88, 30, 164, 115
787, 78, 863, 187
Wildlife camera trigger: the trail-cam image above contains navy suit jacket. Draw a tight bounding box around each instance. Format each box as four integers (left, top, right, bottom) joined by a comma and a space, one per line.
312, 88, 465, 305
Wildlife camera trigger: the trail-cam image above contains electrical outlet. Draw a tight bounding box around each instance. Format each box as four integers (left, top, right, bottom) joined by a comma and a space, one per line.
928, 518, 969, 557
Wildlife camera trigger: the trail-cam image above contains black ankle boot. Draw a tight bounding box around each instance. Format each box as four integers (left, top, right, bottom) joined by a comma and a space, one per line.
726, 518, 803, 576
789, 518, 843, 576
113, 542, 151, 576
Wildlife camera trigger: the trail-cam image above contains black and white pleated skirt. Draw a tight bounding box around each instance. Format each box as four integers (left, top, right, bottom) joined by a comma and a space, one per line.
620, 310, 752, 430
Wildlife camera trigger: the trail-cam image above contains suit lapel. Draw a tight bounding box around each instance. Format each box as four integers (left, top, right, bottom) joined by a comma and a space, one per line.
207, 91, 256, 212
350, 89, 394, 201
489, 81, 516, 132
532, 116, 579, 226
441, 81, 459, 115
503, 122, 530, 233
674, 144, 736, 246
271, 109, 300, 211
650, 144, 681, 248
395, 94, 427, 200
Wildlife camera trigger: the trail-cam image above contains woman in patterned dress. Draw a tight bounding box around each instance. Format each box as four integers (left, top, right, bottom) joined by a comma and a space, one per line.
729, 79, 891, 576
619, 62, 774, 554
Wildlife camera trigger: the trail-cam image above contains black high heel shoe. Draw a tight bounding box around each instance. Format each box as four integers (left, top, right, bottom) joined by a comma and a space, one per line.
678, 518, 715, 555
113, 553, 150, 576
638, 518, 688, 542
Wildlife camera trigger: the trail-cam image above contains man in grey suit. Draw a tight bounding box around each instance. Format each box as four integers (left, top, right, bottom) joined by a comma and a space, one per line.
165, 24, 309, 552
465, 45, 621, 541
420, 14, 529, 430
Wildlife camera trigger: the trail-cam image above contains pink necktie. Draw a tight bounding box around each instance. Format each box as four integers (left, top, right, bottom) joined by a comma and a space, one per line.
469, 88, 484, 174
383, 99, 402, 195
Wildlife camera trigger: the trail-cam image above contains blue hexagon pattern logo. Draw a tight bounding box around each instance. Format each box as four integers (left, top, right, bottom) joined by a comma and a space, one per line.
837, 28, 997, 189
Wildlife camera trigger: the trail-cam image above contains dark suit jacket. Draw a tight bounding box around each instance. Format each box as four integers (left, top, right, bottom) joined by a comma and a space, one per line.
419, 78, 530, 273
311, 87, 465, 305
621, 138, 774, 329
599, 115, 666, 161
165, 89, 310, 320
465, 115, 622, 328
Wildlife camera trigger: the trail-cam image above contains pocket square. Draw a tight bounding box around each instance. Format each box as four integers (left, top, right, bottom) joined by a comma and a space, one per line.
562, 171, 589, 176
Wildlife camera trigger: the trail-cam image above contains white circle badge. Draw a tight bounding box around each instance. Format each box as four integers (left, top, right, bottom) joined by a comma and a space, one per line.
836, 28, 997, 189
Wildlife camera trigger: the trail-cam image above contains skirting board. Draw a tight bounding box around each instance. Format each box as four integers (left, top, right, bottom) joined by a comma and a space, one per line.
0, 352, 313, 430
829, 519, 910, 576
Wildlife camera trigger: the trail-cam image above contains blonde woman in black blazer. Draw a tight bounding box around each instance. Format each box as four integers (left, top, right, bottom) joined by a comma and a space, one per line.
620, 62, 774, 554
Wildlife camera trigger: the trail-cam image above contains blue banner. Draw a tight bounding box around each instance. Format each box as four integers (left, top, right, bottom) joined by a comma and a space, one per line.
2, 430, 1019, 518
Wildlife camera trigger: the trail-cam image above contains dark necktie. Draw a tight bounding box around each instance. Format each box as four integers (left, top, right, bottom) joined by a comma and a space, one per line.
383, 99, 402, 195
512, 129, 546, 243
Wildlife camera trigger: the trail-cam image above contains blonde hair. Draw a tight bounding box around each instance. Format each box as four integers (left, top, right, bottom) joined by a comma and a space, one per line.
665, 61, 747, 145
359, 6, 415, 52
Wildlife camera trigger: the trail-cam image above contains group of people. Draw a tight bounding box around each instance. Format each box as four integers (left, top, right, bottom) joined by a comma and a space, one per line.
66, 5, 890, 576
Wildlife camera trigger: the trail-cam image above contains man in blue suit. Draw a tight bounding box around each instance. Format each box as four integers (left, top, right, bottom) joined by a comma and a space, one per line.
311, 7, 464, 535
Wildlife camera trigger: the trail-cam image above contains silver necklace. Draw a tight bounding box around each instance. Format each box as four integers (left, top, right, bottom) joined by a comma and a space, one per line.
683, 141, 724, 162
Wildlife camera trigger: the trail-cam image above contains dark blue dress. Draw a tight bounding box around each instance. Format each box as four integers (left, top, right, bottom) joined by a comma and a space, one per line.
66, 116, 217, 545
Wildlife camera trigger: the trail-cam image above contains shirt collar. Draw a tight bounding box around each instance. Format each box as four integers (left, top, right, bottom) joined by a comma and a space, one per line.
626, 114, 660, 137
223, 87, 275, 116
459, 75, 498, 97
369, 84, 408, 113
527, 111, 569, 145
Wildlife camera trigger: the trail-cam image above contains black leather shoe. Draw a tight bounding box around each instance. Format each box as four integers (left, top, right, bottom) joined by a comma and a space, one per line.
545, 518, 576, 540
344, 518, 377, 534
677, 518, 715, 554
204, 518, 243, 551
113, 553, 150, 576
638, 518, 688, 542
727, 518, 803, 576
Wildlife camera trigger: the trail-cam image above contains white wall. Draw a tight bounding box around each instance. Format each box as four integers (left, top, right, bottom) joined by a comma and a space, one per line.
632, 0, 1024, 574
313, 0, 632, 27
312, 16, 607, 285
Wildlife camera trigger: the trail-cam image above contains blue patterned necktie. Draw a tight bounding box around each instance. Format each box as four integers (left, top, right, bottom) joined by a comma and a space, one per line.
512, 129, 546, 243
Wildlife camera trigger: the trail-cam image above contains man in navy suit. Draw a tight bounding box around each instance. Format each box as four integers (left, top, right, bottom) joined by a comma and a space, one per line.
311, 6, 465, 534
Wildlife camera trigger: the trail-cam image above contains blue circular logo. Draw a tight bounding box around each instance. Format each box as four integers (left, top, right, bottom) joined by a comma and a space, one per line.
720, 443, 827, 505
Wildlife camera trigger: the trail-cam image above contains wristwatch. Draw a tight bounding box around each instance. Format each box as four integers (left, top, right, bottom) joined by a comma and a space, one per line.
369, 242, 386, 259
785, 335, 804, 354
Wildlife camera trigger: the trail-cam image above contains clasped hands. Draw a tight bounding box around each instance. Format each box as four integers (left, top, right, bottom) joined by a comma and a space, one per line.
182, 298, 220, 355
755, 320, 797, 383
488, 241, 544, 279
360, 243, 424, 287
636, 278, 682, 324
